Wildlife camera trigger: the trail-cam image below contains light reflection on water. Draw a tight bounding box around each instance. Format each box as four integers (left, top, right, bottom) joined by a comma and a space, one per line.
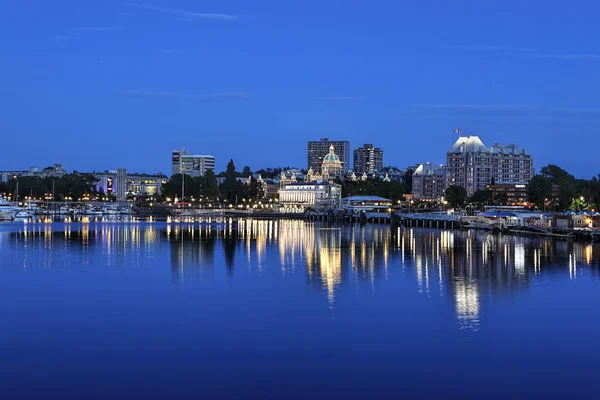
2, 220, 600, 333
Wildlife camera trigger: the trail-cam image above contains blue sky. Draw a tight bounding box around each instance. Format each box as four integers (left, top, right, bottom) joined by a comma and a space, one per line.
1, 0, 599, 177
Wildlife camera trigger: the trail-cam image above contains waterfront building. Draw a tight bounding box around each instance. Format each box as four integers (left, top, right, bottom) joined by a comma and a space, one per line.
446, 136, 534, 196
487, 183, 529, 206
341, 196, 392, 214
95, 169, 168, 200
307, 138, 350, 174
353, 144, 383, 175
279, 182, 342, 212
412, 163, 447, 201
171, 149, 215, 177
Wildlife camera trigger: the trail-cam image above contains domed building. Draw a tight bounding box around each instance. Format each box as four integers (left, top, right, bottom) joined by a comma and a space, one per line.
321, 145, 343, 180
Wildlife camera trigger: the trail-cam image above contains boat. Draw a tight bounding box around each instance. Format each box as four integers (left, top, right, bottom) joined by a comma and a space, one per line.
0, 197, 19, 221
13, 210, 34, 221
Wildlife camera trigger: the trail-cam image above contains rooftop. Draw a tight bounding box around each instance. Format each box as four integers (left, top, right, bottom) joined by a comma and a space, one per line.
448, 136, 487, 153
343, 196, 391, 202
413, 162, 445, 176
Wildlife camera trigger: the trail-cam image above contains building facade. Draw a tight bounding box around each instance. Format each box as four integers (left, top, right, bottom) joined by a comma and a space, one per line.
1, 164, 67, 182
95, 169, 168, 200
307, 138, 350, 174
353, 144, 383, 174
412, 163, 446, 201
171, 149, 215, 177
487, 183, 529, 206
279, 182, 342, 212
446, 136, 534, 196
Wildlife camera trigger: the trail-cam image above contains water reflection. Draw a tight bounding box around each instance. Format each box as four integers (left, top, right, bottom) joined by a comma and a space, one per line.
2, 221, 600, 331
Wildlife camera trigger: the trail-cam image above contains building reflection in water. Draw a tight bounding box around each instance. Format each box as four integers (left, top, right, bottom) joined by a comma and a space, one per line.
3, 221, 600, 330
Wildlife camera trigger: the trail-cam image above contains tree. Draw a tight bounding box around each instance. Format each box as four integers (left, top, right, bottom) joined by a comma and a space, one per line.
341, 179, 407, 203
540, 165, 575, 183
201, 170, 220, 199
470, 189, 493, 208
569, 196, 589, 212
528, 175, 553, 210
246, 176, 264, 200
241, 166, 252, 178
161, 174, 202, 200
219, 159, 245, 203
493, 192, 508, 206
445, 185, 467, 208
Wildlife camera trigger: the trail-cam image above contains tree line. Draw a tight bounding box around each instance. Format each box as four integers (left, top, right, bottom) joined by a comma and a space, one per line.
0, 172, 101, 201
161, 160, 264, 203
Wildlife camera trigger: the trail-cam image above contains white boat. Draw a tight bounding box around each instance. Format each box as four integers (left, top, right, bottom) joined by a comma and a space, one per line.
0, 198, 19, 221
14, 210, 34, 220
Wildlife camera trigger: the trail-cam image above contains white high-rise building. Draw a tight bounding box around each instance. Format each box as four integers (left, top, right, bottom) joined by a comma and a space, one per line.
445, 136, 534, 195
171, 149, 215, 177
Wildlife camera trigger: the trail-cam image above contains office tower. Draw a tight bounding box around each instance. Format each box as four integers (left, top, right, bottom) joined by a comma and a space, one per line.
307, 138, 350, 173
446, 136, 534, 196
171, 149, 216, 177
353, 144, 383, 174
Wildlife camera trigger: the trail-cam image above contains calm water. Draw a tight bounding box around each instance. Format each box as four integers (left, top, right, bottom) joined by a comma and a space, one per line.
1, 220, 599, 399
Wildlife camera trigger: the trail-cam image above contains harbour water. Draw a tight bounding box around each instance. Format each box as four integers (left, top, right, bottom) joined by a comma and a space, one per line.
0, 220, 599, 398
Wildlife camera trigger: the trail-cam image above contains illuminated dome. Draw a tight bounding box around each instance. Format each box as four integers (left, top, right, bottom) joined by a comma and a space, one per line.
321, 145, 343, 179
323, 145, 340, 164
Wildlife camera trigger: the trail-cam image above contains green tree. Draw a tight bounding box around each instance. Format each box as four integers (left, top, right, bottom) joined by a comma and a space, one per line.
445, 185, 467, 208
493, 192, 508, 206
201, 170, 220, 199
245, 176, 264, 200
528, 175, 553, 210
470, 189, 493, 208
160, 174, 202, 200
241, 166, 252, 178
219, 159, 245, 203
569, 196, 589, 212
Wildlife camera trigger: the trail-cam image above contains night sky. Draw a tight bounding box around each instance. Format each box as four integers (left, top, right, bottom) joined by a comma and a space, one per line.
1, 0, 599, 177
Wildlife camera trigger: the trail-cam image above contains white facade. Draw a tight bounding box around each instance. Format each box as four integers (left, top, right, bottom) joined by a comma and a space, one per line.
279, 183, 342, 212
446, 136, 534, 196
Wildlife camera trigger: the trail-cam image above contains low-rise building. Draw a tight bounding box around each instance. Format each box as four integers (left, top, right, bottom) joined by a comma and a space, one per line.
95, 169, 168, 199
487, 183, 529, 206
341, 196, 392, 214
257, 176, 279, 199
279, 182, 342, 212
41, 164, 67, 178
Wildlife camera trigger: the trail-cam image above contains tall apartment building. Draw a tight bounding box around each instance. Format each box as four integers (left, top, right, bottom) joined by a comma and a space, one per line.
412, 163, 446, 200
445, 136, 534, 195
171, 149, 215, 177
307, 138, 350, 174
353, 144, 383, 174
